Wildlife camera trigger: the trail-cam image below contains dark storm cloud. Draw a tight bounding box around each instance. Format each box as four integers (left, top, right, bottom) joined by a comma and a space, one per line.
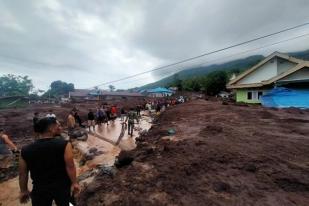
0, 0, 309, 89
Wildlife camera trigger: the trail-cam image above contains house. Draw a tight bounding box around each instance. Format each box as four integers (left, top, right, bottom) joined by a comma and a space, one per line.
142, 87, 174, 98
69, 89, 144, 102
227, 52, 309, 105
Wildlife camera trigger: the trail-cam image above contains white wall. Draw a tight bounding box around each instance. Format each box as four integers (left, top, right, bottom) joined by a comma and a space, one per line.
238, 58, 278, 84
277, 57, 297, 75
278, 67, 309, 82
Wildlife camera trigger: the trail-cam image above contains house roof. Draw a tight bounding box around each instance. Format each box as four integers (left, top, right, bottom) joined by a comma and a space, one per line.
227, 52, 308, 89
69, 89, 143, 97
101, 91, 144, 97
69, 89, 90, 97
147, 87, 173, 93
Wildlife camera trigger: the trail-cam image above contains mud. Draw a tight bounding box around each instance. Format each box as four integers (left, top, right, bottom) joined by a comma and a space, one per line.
0, 101, 150, 206
79, 100, 309, 206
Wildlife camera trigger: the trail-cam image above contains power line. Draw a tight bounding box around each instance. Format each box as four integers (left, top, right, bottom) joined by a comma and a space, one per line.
90, 22, 309, 88
109, 32, 309, 88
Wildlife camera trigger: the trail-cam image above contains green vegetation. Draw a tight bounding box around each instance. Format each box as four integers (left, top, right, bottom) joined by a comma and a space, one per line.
0, 74, 33, 97
109, 85, 116, 92
0, 97, 28, 109
43, 80, 74, 98
138, 55, 263, 91
169, 70, 229, 95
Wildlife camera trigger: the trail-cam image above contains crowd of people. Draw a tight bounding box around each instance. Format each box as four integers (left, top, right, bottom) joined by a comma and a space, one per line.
0, 97, 185, 205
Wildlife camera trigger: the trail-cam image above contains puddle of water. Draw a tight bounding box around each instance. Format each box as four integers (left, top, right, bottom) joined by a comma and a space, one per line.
76, 115, 152, 174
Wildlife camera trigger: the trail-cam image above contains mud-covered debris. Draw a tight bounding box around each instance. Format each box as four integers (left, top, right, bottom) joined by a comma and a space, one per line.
70, 129, 88, 141
83, 152, 95, 161
97, 165, 117, 177
213, 181, 231, 193
89, 147, 98, 154
77, 134, 88, 141
60, 132, 70, 141
115, 151, 134, 168
243, 163, 257, 173
139, 129, 148, 137
78, 169, 97, 181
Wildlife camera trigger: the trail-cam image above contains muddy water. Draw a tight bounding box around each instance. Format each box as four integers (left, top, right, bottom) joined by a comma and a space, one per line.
0, 114, 152, 206
77, 115, 152, 173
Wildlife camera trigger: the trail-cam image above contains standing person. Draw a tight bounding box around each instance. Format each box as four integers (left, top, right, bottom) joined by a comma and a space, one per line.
104, 106, 111, 125
136, 105, 141, 117
19, 117, 80, 206
96, 108, 101, 126
99, 107, 106, 125
125, 108, 139, 137
156, 103, 161, 114
46, 110, 56, 119
120, 107, 126, 121
87, 109, 95, 132
74, 111, 82, 127
67, 112, 75, 133
0, 129, 18, 169
111, 105, 118, 122
33, 112, 40, 131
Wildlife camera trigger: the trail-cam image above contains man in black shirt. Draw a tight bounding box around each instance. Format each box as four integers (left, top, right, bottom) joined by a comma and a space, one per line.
87, 109, 95, 132
19, 117, 80, 206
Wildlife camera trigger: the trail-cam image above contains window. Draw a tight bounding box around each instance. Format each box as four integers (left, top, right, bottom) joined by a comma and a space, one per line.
258, 91, 263, 99
247, 91, 262, 100
247, 91, 252, 100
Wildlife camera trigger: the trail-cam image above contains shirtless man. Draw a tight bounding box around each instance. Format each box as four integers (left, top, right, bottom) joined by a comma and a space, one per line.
0, 129, 18, 169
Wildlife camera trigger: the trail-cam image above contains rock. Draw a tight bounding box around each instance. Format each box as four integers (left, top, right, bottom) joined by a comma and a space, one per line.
243, 163, 257, 173
60, 132, 70, 141
70, 129, 88, 141
97, 165, 117, 177
77, 134, 88, 141
115, 151, 134, 168
83, 152, 95, 161
78, 169, 97, 181
167, 128, 176, 135
213, 182, 231, 193
139, 130, 148, 137
89, 147, 98, 154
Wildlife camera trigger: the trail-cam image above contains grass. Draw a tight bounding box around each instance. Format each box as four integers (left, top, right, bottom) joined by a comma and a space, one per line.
0, 98, 28, 109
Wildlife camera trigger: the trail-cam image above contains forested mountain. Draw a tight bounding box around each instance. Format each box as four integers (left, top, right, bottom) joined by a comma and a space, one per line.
137, 49, 309, 90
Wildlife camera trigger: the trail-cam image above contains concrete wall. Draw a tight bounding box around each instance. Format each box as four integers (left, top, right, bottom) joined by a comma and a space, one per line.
236, 89, 269, 103
238, 58, 278, 84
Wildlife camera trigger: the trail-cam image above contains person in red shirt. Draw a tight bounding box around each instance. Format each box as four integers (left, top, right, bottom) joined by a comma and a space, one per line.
110, 105, 118, 122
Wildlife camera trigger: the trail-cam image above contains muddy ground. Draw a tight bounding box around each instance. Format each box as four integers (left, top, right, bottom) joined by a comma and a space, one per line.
0, 99, 146, 183
78, 100, 309, 206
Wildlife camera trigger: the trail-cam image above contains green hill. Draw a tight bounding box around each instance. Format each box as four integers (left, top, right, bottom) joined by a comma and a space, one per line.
137, 49, 309, 90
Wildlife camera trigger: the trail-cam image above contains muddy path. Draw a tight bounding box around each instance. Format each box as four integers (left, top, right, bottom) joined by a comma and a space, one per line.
79, 100, 309, 206
0, 113, 152, 206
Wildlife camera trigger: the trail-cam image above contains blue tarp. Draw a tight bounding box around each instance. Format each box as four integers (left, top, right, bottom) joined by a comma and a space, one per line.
261, 87, 309, 108
147, 87, 173, 93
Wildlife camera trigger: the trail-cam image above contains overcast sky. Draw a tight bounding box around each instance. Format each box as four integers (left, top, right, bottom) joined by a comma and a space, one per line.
1, 0, 309, 91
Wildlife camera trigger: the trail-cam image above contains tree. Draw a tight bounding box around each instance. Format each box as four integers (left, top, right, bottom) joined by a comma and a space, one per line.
202, 71, 228, 95
108, 85, 115, 92
0, 74, 33, 96
44, 80, 74, 97
170, 74, 183, 91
